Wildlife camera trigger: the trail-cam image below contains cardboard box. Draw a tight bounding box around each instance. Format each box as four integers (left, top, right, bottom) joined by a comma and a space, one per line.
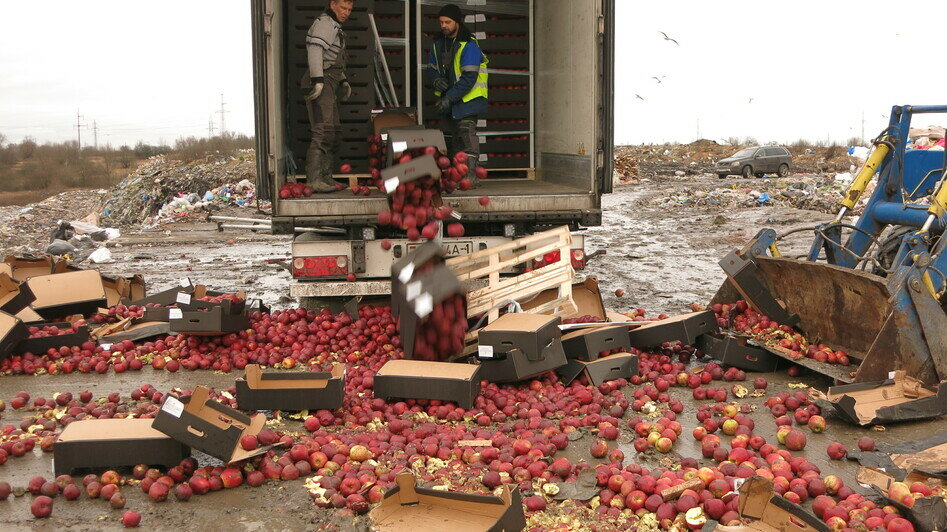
374, 360, 481, 409
95, 320, 170, 345
696, 333, 780, 372
856, 467, 947, 531
0, 273, 35, 315
478, 313, 562, 362
16, 306, 44, 324
372, 108, 418, 136
26, 270, 107, 319
705, 476, 827, 531
142, 307, 173, 322
53, 418, 190, 475
236, 364, 345, 412
380, 153, 443, 194
152, 387, 270, 463
384, 129, 448, 166
818, 371, 947, 426
4, 255, 55, 281
0, 311, 29, 358
561, 325, 631, 361
391, 241, 445, 319
129, 280, 194, 306
557, 352, 639, 386
477, 343, 568, 384
397, 263, 465, 360
169, 306, 251, 336
369, 472, 526, 532
101, 274, 147, 307
178, 286, 247, 315
523, 277, 608, 320
16, 324, 90, 355
627, 311, 718, 349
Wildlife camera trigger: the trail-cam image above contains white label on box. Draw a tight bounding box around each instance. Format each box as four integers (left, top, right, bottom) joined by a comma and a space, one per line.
161, 396, 185, 418
381, 133, 388, 141
405, 280, 422, 301
475, 14, 486, 22
450, 210, 463, 220
384, 178, 400, 194
414, 293, 434, 318
392, 141, 408, 153
100, 343, 112, 351
467, 0, 486, 5
477, 120, 487, 128
475, 31, 486, 40
179, 277, 191, 287
478, 345, 494, 359
888, 371, 897, 379
479, 154, 488, 162
478, 136, 486, 144
176, 293, 191, 305
398, 263, 415, 284
733, 478, 745, 491
169, 308, 183, 320
464, 14, 476, 23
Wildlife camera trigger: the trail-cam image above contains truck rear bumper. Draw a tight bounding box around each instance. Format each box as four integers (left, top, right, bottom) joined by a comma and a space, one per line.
291, 280, 392, 298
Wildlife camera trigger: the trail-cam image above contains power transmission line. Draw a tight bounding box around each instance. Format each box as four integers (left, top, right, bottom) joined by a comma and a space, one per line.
92, 120, 99, 150
208, 115, 217, 138
75, 109, 86, 157
216, 93, 229, 134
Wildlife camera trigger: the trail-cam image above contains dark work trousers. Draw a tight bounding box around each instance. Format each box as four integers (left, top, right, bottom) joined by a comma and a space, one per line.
306, 65, 345, 175
440, 114, 480, 181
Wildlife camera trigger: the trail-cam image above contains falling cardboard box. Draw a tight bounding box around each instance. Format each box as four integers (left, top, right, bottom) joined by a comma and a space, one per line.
369, 472, 526, 532
373, 360, 481, 410
53, 418, 190, 475
236, 364, 345, 412
152, 386, 271, 463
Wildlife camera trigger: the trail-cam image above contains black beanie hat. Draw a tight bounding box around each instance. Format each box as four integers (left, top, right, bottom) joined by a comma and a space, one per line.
438, 4, 464, 25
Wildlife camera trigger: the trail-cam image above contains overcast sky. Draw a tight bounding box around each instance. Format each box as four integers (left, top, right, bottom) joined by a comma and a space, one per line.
2, 1, 946, 148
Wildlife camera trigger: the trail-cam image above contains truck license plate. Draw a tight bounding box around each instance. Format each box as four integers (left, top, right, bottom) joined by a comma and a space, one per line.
408, 241, 473, 257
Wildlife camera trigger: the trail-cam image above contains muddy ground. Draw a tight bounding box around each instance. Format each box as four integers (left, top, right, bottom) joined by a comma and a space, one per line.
0, 176, 940, 530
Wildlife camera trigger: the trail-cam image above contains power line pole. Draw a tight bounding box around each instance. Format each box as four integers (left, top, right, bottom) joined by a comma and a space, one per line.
216, 93, 229, 135
208, 115, 216, 138
75, 109, 86, 157
92, 120, 99, 150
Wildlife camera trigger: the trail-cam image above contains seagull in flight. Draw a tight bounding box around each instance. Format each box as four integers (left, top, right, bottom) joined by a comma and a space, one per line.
748, 98, 754, 104
651, 76, 664, 83
660, 31, 679, 46
635, 94, 645, 101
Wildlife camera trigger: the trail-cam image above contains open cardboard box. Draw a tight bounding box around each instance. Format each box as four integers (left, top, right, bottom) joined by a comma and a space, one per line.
53, 418, 190, 475
815, 371, 947, 426
3, 255, 55, 281
696, 333, 780, 373
384, 129, 448, 167
0, 311, 29, 358
26, 270, 107, 319
169, 306, 251, 336
374, 360, 481, 410
476, 313, 567, 383
855, 466, 947, 531
523, 277, 608, 321
177, 286, 247, 315
557, 352, 638, 386
627, 310, 718, 349
16, 323, 89, 355
380, 153, 443, 195
152, 386, 271, 463
372, 108, 418, 136
236, 364, 344, 412
705, 476, 827, 532
561, 324, 631, 361
0, 273, 35, 315
129, 279, 195, 306
396, 263, 466, 360
101, 275, 147, 307
369, 472, 526, 532
391, 241, 445, 320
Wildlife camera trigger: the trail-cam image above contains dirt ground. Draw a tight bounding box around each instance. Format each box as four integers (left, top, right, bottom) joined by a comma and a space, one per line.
0, 175, 941, 530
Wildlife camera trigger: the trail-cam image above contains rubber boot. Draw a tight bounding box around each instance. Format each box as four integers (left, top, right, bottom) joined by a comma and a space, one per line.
467, 158, 481, 189
305, 145, 336, 194
316, 150, 339, 190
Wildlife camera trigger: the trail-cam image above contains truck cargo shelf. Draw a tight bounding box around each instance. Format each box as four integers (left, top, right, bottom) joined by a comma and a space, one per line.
277, 180, 595, 217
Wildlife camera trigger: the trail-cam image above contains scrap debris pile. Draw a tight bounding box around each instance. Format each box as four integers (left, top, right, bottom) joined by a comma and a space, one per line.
651, 178, 872, 215
0, 227, 942, 532
100, 152, 263, 228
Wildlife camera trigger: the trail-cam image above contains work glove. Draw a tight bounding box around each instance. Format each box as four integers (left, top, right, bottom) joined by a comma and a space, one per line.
307, 82, 324, 102
433, 77, 450, 93
435, 96, 453, 115
340, 80, 352, 102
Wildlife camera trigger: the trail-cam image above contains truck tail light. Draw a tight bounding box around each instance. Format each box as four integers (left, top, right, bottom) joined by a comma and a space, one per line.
571, 249, 586, 270
293, 255, 349, 278
529, 249, 585, 271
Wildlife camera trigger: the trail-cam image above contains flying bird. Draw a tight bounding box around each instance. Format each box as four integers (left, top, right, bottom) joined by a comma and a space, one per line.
635, 94, 645, 101
659, 31, 679, 46
651, 76, 664, 83
748, 98, 754, 104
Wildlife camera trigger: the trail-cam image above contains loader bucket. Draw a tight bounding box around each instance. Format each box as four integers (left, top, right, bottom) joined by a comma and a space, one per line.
710, 256, 939, 384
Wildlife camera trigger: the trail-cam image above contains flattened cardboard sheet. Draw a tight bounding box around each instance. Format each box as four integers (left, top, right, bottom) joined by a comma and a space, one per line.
96, 320, 170, 345
26, 270, 107, 319
0, 311, 29, 357
627, 311, 717, 348
374, 360, 481, 410
152, 387, 270, 463
696, 333, 779, 372
54, 418, 189, 475
0, 273, 35, 315
561, 325, 631, 361
821, 371, 947, 426
369, 472, 526, 532
556, 353, 638, 386
236, 364, 345, 411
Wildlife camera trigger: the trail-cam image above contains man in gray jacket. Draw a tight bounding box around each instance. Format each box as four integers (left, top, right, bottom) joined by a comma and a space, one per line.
304, 0, 354, 193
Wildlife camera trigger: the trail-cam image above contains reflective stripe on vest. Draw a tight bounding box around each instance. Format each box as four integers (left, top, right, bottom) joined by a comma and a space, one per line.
434, 39, 489, 103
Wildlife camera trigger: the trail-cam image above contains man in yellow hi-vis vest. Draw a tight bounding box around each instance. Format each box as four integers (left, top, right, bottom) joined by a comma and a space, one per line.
428, 4, 488, 187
